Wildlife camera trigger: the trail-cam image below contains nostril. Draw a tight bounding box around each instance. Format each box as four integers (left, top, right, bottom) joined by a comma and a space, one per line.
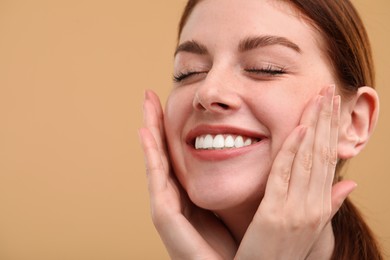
215, 102, 229, 110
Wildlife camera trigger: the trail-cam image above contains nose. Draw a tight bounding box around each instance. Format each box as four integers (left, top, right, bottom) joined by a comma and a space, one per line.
192, 72, 241, 114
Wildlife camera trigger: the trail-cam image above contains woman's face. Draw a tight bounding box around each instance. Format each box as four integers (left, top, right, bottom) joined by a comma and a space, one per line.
165, 0, 337, 211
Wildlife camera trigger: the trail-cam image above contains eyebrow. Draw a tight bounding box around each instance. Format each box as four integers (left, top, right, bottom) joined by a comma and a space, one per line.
174, 35, 301, 57
238, 35, 301, 53
174, 40, 209, 56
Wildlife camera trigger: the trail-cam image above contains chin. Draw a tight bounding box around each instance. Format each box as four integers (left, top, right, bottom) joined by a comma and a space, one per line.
181, 168, 269, 212
170, 137, 273, 211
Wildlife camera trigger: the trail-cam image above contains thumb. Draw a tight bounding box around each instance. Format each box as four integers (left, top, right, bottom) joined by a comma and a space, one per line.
330, 180, 358, 218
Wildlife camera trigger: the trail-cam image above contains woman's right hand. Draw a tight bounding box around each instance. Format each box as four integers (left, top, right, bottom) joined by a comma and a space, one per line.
235, 86, 357, 260
139, 90, 237, 260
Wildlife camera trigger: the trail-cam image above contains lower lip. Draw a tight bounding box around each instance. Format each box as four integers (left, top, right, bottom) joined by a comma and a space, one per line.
187, 140, 266, 161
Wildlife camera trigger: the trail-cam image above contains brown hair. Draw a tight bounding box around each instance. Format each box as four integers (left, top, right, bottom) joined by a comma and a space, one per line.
176, 0, 383, 259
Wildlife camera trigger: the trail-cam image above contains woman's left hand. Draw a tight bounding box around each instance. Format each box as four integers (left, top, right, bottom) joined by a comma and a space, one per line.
235, 85, 357, 260
140, 90, 237, 260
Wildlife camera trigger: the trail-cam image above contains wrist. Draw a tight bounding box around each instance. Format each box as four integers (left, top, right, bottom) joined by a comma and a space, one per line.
306, 223, 335, 260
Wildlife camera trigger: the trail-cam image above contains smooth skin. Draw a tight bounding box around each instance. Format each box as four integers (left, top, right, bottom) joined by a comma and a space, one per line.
140, 87, 355, 259
139, 0, 378, 259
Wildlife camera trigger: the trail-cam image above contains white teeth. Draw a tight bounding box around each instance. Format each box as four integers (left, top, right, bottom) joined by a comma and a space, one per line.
244, 138, 252, 146
195, 136, 204, 149
225, 135, 235, 148
234, 136, 244, 148
203, 135, 213, 149
213, 134, 225, 148
194, 134, 259, 150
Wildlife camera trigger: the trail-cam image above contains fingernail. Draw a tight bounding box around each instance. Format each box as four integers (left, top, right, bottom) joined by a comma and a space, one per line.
316, 95, 324, 106
333, 95, 341, 107
142, 97, 148, 122
350, 182, 358, 194
144, 90, 148, 100
299, 125, 308, 140
143, 90, 151, 110
328, 84, 336, 96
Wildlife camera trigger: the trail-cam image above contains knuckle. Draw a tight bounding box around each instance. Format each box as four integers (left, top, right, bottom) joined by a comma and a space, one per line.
284, 206, 305, 230
321, 109, 332, 119
300, 152, 313, 172
319, 145, 330, 164
146, 164, 164, 174
279, 207, 331, 233
261, 212, 279, 226
256, 206, 281, 226
307, 216, 322, 230
280, 167, 291, 183
288, 217, 304, 231
288, 209, 327, 232
306, 209, 326, 230
287, 144, 299, 155
288, 212, 308, 231
329, 148, 338, 165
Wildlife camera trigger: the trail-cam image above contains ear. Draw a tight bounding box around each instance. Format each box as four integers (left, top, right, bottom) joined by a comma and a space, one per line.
337, 86, 379, 159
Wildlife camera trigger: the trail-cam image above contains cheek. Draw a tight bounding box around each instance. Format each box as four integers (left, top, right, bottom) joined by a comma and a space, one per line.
271, 107, 301, 155
164, 89, 194, 172
248, 90, 308, 156
165, 90, 192, 134
164, 98, 183, 163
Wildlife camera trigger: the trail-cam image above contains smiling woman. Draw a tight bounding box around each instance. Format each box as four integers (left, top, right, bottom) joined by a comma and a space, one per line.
139, 0, 383, 259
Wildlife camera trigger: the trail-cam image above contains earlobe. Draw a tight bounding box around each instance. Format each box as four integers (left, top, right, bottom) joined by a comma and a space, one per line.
337, 86, 379, 159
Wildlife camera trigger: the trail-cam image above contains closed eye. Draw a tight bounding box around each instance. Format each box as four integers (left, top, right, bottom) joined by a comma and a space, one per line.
245, 65, 286, 76
173, 71, 208, 82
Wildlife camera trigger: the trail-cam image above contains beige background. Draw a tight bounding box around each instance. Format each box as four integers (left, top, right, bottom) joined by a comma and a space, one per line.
0, 0, 389, 259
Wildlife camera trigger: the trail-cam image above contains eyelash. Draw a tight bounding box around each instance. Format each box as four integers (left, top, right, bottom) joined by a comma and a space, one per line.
173, 65, 286, 83
173, 71, 206, 82
244, 65, 286, 76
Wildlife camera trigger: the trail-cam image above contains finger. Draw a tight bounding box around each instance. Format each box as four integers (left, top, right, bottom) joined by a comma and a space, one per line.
286, 95, 323, 202
307, 85, 335, 201
145, 90, 166, 142
145, 90, 164, 121
143, 94, 163, 149
143, 100, 164, 149
263, 125, 307, 206
323, 95, 340, 208
143, 93, 169, 172
138, 127, 168, 195
330, 180, 357, 218
140, 127, 232, 259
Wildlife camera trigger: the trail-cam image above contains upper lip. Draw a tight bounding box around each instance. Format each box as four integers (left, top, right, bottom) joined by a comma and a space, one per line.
185, 124, 267, 145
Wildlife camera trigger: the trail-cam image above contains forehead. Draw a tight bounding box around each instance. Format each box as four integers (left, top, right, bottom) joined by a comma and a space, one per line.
179, 0, 324, 54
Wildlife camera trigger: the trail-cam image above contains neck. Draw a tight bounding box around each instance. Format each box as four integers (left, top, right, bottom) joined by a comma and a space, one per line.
214, 202, 259, 243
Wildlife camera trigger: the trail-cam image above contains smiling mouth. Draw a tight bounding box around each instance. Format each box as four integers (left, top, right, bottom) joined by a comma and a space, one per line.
194, 134, 261, 150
